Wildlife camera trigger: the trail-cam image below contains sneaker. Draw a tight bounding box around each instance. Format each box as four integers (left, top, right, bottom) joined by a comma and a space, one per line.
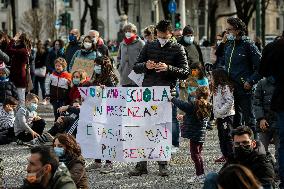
129, 163, 148, 176
158, 164, 169, 177
171, 146, 179, 154
28, 133, 54, 147
214, 156, 227, 163
100, 163, 114, 174
86, 162, 102, 171
188, 174, 205, 183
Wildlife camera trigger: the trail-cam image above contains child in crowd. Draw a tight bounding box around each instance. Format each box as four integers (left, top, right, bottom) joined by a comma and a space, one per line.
14, 93, 45, 144
69, 70, 91, 104
211, 69, 235, 163
86, 56, 118, 174
171, 86, 211, 183
0, 63, 18, 105
0, 97, 18, 144
29, 99, 82, 146
91, 56, 118, 87
253, 76, 279, 177
46, 58, 71, 121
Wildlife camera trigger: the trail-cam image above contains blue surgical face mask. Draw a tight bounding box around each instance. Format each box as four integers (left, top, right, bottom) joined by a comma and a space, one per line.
94, 65, 102, 74
227, 33, 236, 41
72, 78, 80, 85
68, 34, 77, 42
0, 76, 7, 81
54, 147, 65, 157
184, 36, 194, 44
28, 103, 38, 112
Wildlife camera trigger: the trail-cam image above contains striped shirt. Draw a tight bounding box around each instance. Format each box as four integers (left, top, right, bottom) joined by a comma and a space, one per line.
0, 106, 15, 132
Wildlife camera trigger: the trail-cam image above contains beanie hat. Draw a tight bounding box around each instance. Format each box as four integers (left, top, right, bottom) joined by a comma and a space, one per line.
183, 25, 194, 35
0, 62, 10, 76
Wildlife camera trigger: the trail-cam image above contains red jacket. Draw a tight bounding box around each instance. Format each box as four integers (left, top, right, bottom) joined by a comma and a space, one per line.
68, 79, 91, 104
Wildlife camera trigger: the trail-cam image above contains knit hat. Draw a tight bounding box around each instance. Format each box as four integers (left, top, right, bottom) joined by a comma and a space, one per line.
0, 62, 10, 76
183, 25, 194, 35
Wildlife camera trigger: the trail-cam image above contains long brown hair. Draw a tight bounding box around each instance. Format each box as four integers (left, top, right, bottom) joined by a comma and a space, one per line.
217, 164, 261, 189
211, 69, 234, 95
53, 134, 81, 158
19, 33, 31, 50
195, 86, 211, 119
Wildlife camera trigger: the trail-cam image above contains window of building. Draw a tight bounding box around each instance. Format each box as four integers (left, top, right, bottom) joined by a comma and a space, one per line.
252, 18, 256, 30
276, 17, 280, 30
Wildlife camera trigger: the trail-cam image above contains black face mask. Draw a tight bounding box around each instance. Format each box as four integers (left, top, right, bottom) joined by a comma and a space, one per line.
234, 145, 253, 159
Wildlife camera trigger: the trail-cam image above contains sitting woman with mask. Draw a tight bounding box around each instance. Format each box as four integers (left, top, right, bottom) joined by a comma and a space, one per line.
53, 133, 89, 189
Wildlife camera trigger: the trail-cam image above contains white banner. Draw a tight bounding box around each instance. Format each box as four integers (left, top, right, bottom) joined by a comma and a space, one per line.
77, 87, 172, 162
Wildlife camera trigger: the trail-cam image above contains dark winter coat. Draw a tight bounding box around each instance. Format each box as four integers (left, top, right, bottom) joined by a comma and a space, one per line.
133, 40, 189, 88
222, 142, 275, 187
171, 97, 207, 143
46, 48, 65, 73
35, 51, 48, 69
219, 38, 262, 86
65, 42, 81, 71
0, 49, 9, 64
97, 43, 110, 57
0, 80, 18, 104
178, 38, 204, 67
6, 41, 30, 88
253, 77, 277, 129
259, 38, 284, 112
64, 155, 89, 189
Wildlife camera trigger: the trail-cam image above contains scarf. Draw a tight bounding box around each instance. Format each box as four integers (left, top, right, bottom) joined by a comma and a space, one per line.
123, 35, 137, 45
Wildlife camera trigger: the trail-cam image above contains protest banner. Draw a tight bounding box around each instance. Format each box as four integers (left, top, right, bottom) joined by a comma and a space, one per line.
77, 86, 172, 162
71, 58, 94, 78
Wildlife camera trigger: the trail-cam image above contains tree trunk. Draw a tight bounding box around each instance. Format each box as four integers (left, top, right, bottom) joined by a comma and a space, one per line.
161, 0, 171, 20
11, 0, 16, 36
261, 0, 266, 46
234, 0, 257, 31
90, 0, 99, 30
208, 0, 218, 43
80, 0, 89, 34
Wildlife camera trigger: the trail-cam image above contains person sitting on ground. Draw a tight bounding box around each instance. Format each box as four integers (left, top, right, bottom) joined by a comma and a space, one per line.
29, 99, 82, 146
0, 97, 18, 145
203, 126, 275, 189
21, 146, 76, 189
217, 164, 262, 189
0, 63, 18, 105
53, 134, 89, 189
14, 93, 46, 144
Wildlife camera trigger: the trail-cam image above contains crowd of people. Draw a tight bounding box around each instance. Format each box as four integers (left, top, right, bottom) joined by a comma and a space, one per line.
0, 17, 283, 189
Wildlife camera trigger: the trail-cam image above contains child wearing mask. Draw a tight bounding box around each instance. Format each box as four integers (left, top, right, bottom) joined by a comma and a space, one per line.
69, 70, 91, 104
46, 58, 71, 121
211, 69, 235, 163
0, 63, 18, 105
171, 86, 211, 183
14, 93, 46, 144
69, 36, 100, 73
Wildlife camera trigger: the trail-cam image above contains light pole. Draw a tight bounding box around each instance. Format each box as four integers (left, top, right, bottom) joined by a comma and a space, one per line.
256, 0, 261, 37
153, 0, 159, 24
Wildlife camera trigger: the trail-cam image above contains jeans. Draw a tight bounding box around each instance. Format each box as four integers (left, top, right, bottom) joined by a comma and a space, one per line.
17, 88, 26, 105
277, 112, 284, 189
190, 140, 204, 176
172, 83, 180, 147
51, 100, 65, 121
216, 116, 234, 158
33, 76, 46, 99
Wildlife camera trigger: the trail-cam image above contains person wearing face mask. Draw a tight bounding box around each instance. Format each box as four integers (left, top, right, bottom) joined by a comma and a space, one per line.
0, 63, 18, 105
45, 58, 71, 121
21, 146, 76, 189
143, 25, 156, 44
88, 30, 110, 57
46, 39, 65, 74
69, 35, 99, 74
53, 134, 89, 189
68, 70, 91, 104
117, 23, 144, 87
14, 93, 46, 144
132, 20, 189, 177
0, 97, 18, 145
203, 126, 275, 189
218, 17, 262, 139
64, 29, 81, 71
6, 32, 32, 105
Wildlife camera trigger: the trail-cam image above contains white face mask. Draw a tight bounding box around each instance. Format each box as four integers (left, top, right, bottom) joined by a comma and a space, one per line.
216, 40, 222, 46
184, 36, 194, 44
157, 38, 169, 47
83, 42, 92, 49
125, 32, 133, 39
92, 38, 97, 45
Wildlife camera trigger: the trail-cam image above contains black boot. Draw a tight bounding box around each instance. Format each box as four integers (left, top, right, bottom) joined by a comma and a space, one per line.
129, 162, 148, 176
158, 163, 169, 177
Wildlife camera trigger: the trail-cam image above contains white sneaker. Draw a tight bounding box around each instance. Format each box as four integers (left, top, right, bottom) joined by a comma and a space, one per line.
171, 146, 179, 154
188, 174, 205, 183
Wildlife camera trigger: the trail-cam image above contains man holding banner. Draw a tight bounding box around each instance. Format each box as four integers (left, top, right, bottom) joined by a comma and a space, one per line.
131, 20, 189, 176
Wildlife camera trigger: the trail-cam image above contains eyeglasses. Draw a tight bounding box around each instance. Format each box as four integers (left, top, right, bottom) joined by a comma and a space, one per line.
234, 140, 251, 147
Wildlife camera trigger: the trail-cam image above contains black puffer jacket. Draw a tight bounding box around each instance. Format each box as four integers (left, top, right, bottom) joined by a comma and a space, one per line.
0, 80, 18, 104
133, 40, 189, 88
253, 77, 277, 129
222, 142, 275, 187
